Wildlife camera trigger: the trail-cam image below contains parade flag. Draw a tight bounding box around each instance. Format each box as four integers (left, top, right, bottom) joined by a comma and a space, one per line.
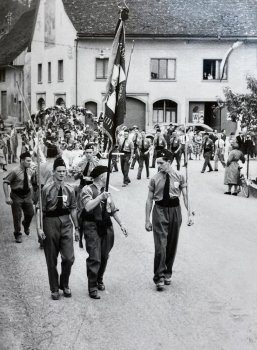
220, 41, 243, 81
103, 18, 127, 149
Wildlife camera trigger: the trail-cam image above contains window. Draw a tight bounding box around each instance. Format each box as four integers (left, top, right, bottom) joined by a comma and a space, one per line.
0, 69, 6, 82
38, 63, 42, 83
203, 59, 227, 80
48, 62, 51, 83
58, 60, 64, 81
151, 59, 176, 80
96, 58, 109, 79
153, 100, 177, 124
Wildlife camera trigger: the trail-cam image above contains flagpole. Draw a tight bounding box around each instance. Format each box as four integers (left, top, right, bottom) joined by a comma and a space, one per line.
16, 81, 43, 229
105, 7, 129, 192
183, 117, 194, 226
126, 40, 135, 80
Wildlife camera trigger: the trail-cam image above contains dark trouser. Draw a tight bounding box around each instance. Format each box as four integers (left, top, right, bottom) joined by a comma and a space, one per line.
83, 221, 114, 293
43, 215, 75, 292
120, 153, 131, 184
137, 152, 150, 179
202, 152, 213, 172
170, 150, 181, 171
10, 192, 34, 237
152, 147, 165, 167
131, 149, 139, 168
152, 204, 182, 284
111, 155, 119, 171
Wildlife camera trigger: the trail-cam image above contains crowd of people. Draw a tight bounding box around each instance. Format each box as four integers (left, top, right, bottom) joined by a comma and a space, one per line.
1, 108, 255, 299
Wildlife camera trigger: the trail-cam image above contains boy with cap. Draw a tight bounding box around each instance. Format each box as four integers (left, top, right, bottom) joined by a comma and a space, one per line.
80, 166, 128, 299
3, 151, 35, 243
151, 129, 167, 168
74, 144, 98, 248
145, 149, 192, 291
40, 157, 79, 300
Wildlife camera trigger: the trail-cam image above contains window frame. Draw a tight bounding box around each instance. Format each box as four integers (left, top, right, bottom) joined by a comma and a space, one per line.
48, 62, 52, 83
95, 58, 109, 80
150, 58, 176, 81
153, 100, 177, 124
202, 58, 228, 81
58, 59, 64, 82
37, 63, 42, 84
0, 69, 6, 82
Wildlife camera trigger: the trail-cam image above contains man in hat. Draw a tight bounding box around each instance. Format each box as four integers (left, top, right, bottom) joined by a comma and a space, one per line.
118, 129, 134, 187
145, 149, 192, 291
130, 127, 140, 170
74, 144, 97, 188
201, 133, 214, 173
170, 131, 182, 170
80, 165, 128, 299
137, 130, 151, 180
74, 144, 98, 248
63, 130, 75, 151
40, 157, 79, 300
151, 129, 167, 168
3, 151, 35, 243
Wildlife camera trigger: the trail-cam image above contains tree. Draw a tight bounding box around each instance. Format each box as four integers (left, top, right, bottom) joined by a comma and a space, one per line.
216, 76, 257, 130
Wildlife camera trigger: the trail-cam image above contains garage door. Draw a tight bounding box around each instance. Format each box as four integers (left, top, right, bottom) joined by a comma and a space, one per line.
124, 97, 146, 130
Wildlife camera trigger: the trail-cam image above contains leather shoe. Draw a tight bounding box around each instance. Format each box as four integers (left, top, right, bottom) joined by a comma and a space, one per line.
51, 291, 60, 300
22, 221, 30, 235
232, 192, 238, 196
208, 169, 213, 172
15, 235, 22, 243
156, 279, 165, 291
89, 291, 100, 299
97, 282, 105, 291
224, 191, 231, 195
60, 286, 72, 297
164, 277, 172, 285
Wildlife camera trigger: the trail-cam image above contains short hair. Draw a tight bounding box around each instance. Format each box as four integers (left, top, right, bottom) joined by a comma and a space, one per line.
85, 144, 94, 150
20, 151, 31, 160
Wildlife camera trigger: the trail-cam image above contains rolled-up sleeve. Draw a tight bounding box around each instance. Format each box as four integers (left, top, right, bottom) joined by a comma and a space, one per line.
69, 189, 77, 209
3, 171, 16, 184
81, 186, 93, 209
180, 174, 187, 189
148, 178, 155, 192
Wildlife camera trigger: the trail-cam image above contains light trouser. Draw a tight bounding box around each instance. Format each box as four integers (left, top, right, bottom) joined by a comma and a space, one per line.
214, 149, 225, 170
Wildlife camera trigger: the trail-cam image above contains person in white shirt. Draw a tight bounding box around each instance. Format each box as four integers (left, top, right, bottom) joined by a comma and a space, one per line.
214, 134, 226, 171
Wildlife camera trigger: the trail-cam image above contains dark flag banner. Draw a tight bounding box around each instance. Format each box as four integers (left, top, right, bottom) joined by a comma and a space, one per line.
103, 19, 126, 150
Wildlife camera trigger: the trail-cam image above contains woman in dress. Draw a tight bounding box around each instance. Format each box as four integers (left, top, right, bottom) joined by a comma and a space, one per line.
224, 143, 245, 195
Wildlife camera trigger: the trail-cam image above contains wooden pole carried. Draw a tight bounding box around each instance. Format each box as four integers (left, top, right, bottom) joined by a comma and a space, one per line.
16, 81, 43, 229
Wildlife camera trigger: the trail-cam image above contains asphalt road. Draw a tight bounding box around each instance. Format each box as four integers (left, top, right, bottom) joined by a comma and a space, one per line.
0, 158, 257, 350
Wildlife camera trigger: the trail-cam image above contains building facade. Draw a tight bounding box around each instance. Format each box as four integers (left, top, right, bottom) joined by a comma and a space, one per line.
0, 9, 35, 123
30, 0, 257, 132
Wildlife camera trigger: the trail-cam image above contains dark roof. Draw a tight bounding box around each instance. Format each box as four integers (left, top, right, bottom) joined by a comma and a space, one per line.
0, 9, 36, 66
62, 0, 257, 38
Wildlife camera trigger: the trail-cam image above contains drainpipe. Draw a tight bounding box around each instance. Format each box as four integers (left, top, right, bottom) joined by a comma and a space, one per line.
75, 38, 78, 108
